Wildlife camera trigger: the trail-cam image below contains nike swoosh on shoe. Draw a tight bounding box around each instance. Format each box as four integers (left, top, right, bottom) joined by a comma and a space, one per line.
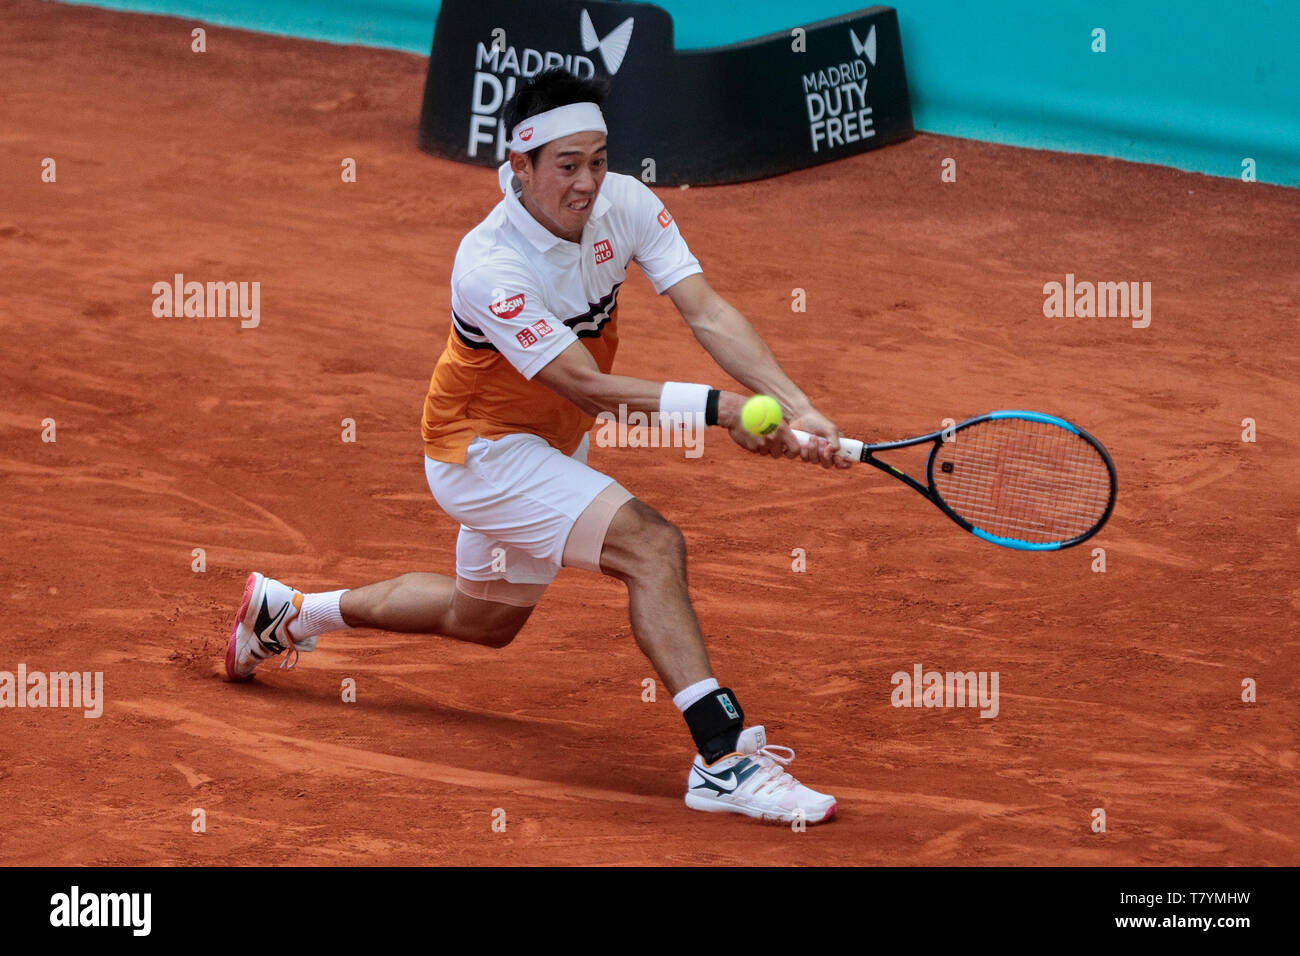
253, 596, 290, 654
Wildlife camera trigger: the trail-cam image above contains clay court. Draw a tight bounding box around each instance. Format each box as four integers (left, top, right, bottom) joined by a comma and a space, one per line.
1, 0, 1297, 865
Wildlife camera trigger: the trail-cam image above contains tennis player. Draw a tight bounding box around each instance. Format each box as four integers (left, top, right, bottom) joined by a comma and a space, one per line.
225, 70, 849, 824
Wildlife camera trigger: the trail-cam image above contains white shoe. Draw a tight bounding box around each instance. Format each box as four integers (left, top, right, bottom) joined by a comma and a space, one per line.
685, 726, 837, 824
224, 572, 316, 681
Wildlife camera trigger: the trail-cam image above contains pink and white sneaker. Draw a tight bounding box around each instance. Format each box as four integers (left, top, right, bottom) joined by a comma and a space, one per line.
685, 726, 837, 824
224, 572, 316, 681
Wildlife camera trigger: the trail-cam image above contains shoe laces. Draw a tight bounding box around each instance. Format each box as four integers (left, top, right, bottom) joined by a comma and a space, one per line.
745, 744, 798, 797
249, 631, 304, 671
278, 636, 304, 672
278, 595, 309, 671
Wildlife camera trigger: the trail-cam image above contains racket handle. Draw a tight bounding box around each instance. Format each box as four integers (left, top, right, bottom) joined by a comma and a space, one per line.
790, 428, 864, 461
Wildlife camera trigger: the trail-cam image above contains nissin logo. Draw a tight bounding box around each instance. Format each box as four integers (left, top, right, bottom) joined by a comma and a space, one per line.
490, 294, 526, 319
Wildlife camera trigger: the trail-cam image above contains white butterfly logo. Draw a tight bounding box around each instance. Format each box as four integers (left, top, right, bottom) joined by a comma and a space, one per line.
580, 10, 635, 75
849, 24, 876, 66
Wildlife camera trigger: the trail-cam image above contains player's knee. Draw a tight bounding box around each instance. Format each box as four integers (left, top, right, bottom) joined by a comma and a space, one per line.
475, 621, 523, 649
467, 604, 534, 648
603, 501, 686, 579
654, 520, 687, 569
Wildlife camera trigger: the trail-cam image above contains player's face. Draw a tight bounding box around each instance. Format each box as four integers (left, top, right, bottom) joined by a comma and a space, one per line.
514, 131, 608, 243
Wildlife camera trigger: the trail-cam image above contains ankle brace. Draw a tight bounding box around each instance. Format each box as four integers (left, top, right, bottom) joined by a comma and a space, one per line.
683, 687, 745, 763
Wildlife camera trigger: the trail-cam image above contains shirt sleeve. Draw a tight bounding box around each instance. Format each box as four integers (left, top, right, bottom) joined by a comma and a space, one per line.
450, 262, 579, 380
628, 179, 703, 294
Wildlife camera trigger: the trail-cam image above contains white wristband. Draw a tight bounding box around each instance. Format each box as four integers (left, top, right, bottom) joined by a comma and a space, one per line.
659, 381, 711, 429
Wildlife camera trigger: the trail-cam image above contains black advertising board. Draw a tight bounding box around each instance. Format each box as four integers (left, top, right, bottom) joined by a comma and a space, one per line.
418, 0, 913, 185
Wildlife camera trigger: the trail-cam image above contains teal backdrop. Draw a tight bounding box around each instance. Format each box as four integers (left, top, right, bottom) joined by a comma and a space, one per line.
63, 0, 1300, 185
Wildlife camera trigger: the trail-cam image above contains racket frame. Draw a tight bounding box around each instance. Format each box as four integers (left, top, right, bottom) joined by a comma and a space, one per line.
803, 410, 1117, 551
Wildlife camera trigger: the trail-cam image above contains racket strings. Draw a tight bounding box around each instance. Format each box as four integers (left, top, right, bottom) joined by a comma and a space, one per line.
931, 418, 1113, 544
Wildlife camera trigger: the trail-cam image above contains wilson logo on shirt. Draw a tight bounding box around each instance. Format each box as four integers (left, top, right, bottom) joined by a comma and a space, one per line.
490, 294, 526, 319
594, 239, 613, 264
657, 208, 673, 228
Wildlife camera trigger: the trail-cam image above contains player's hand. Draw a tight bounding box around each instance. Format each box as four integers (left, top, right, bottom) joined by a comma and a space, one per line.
717, 393, 848, 469
742, 420, 802, 460
785, 407, 850, 469
717, 391, 782, 457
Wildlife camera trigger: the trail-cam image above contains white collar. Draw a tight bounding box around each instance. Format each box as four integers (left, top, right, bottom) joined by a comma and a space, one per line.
498, 161, 611, 251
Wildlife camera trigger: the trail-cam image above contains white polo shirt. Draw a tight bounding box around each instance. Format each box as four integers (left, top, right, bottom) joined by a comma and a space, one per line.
421, 161, 702, 463
449, 162, 702, 378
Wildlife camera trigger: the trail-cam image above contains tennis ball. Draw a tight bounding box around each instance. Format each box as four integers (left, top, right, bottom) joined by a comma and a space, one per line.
741, 395, 783, 436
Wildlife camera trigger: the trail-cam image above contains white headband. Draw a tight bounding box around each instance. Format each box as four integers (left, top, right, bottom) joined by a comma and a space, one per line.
509, 102, 607, 153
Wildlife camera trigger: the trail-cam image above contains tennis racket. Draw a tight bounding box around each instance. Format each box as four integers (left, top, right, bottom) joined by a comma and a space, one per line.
792, 410, 1116, 550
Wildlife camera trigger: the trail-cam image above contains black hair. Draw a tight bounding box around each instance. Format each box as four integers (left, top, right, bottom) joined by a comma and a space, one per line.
503, 68, 609, 163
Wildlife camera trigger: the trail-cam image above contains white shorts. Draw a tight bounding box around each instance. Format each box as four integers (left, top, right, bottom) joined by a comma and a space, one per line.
424, 433, 629, 587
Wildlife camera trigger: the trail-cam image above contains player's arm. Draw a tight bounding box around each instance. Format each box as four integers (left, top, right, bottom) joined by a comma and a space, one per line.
532, 340, 672, 418
628, 184, 844, 468
532, 342, 838, 467
532, 342, 820, 460
666, 273, 846, 467
534, 341, 744, 429
452, 267, 750, 447
667, 273, 808, 414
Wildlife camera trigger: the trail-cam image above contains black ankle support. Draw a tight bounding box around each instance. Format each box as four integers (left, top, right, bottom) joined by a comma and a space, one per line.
683, 687, 744, 763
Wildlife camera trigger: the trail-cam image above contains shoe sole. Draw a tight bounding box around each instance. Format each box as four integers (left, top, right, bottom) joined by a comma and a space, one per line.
684, 792, 837, 825
224, 571, 263, 682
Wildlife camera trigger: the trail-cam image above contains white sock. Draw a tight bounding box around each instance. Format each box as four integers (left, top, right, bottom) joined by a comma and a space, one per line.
289, 590, 350, 640
673, 677, 720, 712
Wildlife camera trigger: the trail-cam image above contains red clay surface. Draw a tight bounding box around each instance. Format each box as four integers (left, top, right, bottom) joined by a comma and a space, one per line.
1, 0, 1297, 865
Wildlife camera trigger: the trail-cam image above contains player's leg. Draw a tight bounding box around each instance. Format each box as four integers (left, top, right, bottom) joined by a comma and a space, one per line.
228, 521, 553, 673
582, 496, 837, 825
337, 572, 536, 648
580, 497, 711, 693
225, 565, 540, 680
225, 442, 563, 679
578, 497, 735, 753
562, 489, 742, 753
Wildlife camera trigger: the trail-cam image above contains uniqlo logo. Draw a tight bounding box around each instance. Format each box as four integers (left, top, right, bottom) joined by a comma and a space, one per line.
593, 239, 613, 264
515, 327, 538, 348
531, 319, 553, 338
657, 208, 673, 228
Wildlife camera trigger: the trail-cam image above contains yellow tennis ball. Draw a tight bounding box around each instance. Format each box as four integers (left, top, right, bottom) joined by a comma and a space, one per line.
741, 395, 783, 436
